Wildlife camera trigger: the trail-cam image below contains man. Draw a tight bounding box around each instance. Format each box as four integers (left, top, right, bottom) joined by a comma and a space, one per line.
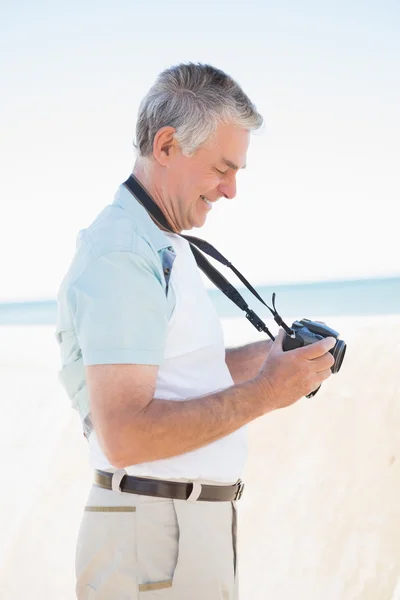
56, 63, 335, 599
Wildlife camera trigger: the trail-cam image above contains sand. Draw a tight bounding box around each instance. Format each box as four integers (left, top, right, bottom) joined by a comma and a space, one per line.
1, 315, 400, 599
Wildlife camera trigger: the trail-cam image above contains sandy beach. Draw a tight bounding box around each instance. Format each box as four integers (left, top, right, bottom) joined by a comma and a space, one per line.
1, 315, 400, 599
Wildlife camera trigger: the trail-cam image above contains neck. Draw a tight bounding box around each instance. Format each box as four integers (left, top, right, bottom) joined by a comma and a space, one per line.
132, 159, 181, 233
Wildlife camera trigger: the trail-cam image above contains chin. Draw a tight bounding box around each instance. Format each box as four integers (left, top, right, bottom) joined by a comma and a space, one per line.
192, 217, 207, 229
187, 206, 209, 230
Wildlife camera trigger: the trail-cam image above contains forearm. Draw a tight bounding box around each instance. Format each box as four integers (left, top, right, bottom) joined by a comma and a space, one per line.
112, 377, 271, 468
225, 339, 273, 384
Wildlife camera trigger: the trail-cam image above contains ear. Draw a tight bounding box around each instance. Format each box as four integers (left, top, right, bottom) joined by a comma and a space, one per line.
153, 126, 179, 166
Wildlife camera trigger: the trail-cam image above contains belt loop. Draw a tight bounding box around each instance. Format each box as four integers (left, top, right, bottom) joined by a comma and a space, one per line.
111, 469, 126, 493
187, 481, 202, 502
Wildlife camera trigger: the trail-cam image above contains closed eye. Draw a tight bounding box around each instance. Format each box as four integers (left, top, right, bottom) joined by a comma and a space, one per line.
215, 168, 228, 175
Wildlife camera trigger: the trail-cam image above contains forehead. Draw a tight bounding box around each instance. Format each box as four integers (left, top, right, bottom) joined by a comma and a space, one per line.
200, 123, 250, 169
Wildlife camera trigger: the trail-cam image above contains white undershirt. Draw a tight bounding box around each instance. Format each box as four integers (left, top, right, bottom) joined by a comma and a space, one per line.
88, 234, 248, 482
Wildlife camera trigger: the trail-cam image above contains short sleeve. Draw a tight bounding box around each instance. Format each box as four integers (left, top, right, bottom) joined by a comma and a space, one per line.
68, 251, 168, 366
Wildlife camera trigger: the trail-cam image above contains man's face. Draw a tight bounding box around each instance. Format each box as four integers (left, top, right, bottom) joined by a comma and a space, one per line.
165, 123, 250, 231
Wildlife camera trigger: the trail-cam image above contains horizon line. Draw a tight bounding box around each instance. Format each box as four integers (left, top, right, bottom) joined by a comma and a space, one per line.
1, 273, 399, 306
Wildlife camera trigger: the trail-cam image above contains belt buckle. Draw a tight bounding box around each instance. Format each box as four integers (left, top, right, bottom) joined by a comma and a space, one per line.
234, 480, 245, 501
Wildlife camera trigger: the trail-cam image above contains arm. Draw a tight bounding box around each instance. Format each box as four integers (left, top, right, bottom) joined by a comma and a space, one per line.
87, 363, 268, 469
225, 339, 273, 384
87, 331, 336, 469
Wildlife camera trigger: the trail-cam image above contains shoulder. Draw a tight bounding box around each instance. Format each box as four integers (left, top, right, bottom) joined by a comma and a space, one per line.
86, 204, 162, 265
65, 205, 167, 290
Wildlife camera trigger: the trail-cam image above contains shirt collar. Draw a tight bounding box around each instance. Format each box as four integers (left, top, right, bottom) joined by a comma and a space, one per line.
113, 183, 172, 252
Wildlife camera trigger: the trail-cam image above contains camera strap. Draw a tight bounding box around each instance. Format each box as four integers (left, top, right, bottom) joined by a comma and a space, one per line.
124, 174, 293, 341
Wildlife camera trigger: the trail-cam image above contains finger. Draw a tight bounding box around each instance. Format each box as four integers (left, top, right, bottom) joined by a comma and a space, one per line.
318, 368, 333, 382
310, 352, 335, 372
297, 336, 336, 360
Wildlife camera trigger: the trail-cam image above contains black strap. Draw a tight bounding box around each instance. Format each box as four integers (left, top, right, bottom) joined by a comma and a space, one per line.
184, 234, 290, 332
123, 175, 292, 340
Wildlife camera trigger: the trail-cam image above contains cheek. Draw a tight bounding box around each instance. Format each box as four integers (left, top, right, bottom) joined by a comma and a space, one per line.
179, 161, 219, 196
186, 176, 209, 197
199, 173, 221, 193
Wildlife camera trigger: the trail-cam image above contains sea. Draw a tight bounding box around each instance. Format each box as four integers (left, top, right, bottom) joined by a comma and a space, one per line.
1, 276, 399, 326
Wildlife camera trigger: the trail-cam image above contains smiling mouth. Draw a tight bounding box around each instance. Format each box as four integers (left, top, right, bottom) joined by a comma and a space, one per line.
200, 195, 212, 206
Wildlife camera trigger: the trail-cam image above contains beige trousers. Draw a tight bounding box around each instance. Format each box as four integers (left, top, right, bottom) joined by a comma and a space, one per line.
75, 480, 239, 599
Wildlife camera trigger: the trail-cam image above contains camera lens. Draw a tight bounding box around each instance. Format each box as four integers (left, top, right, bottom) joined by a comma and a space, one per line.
331, 339, 346, 373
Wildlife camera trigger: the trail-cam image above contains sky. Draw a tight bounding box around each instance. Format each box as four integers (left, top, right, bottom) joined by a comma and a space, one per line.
1, 0, 399, 301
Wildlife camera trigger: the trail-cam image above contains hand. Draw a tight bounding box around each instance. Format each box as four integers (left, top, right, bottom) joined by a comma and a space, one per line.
256, 329, 336, 411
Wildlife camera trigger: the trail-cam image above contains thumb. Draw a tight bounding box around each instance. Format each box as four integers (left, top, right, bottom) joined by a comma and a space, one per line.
271, 328, 285, 351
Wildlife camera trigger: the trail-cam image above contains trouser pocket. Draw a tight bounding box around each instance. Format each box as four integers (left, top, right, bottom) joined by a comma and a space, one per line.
75, 496, 138, 598
75, 486, 180, 599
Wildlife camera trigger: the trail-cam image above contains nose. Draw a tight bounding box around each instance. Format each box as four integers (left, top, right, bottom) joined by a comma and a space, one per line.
218, 173, 237, 200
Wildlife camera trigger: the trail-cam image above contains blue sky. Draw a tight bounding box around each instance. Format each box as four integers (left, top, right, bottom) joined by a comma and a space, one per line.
1, 0, 399, 301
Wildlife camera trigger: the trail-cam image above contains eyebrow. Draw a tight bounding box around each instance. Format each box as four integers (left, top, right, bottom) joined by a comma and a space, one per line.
222, 158, 246, 171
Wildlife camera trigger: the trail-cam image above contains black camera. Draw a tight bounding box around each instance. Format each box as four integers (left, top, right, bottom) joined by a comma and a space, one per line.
282, 318, 346, 374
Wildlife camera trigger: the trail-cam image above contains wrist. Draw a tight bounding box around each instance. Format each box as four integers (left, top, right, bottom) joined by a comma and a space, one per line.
245, 374, 275, 418
252, 372, 278, 415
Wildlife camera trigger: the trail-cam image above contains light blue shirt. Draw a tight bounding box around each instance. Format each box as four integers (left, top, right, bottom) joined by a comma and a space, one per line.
55, 183, 176, 433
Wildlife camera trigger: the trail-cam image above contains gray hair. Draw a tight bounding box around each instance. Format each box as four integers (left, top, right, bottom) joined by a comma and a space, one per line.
134, 63, 263, 157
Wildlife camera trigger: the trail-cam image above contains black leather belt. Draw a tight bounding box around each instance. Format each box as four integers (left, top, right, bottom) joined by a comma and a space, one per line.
94, 470, 245, 502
